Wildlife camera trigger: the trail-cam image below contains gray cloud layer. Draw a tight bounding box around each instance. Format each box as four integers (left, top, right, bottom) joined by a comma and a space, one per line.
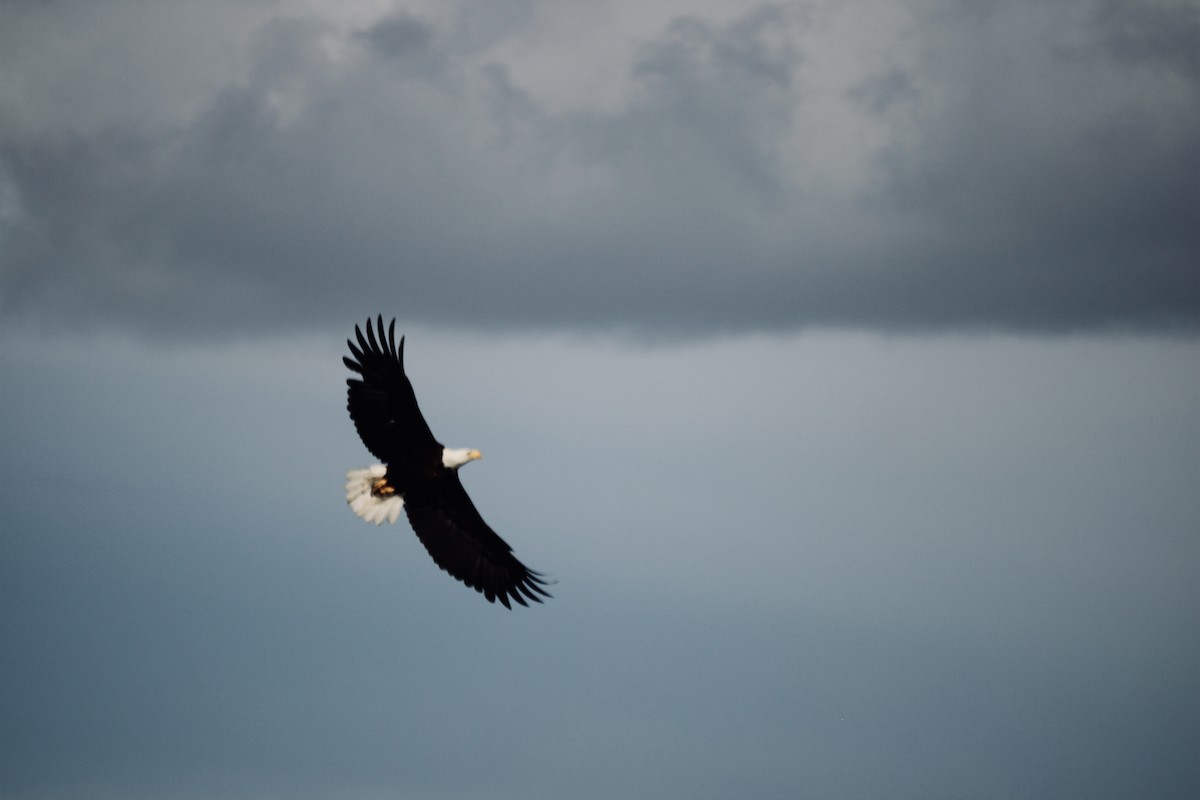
1, 0, 1197, 338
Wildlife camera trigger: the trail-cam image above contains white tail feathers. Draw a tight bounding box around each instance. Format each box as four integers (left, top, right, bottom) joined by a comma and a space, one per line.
345, 465, 404, 525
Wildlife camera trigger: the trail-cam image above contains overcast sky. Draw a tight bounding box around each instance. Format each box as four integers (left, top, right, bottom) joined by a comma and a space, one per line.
2, 0, 1198, 336
1, 1, 1198, 799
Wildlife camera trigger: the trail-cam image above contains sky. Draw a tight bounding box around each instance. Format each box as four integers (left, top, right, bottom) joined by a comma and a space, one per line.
1, 1, 1198, 798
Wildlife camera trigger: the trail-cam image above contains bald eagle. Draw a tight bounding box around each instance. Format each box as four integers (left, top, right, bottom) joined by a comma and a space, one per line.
342, 316, 552, 608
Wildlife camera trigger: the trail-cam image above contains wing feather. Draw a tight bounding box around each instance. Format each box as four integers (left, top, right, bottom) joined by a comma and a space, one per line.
345, 316, 440, 465
404, 473, 552, 608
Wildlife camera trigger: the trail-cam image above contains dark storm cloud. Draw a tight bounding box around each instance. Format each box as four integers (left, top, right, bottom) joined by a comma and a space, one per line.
0, 0, 1196, 339
1092, 0, 1200, 78
859, 0, 1200, 329
358, 11, 436, 61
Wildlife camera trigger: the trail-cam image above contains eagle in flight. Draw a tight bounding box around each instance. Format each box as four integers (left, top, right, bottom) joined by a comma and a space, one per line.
343, 316, 552, 608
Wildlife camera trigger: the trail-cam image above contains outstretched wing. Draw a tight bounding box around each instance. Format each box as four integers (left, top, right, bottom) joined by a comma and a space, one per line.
344, 316, 441, 466
404, 473, 553, 608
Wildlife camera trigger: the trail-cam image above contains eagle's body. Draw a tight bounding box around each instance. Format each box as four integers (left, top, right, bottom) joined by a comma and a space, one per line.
343, 317, 551, 608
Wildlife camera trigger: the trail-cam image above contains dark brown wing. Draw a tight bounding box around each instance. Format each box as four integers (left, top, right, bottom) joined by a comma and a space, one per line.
403, 472, 552, 608
344, 316, 441, 467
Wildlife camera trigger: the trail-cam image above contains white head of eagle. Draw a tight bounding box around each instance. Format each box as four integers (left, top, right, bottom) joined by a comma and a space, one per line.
441, 448, 482, 469
343, 316, 551, 609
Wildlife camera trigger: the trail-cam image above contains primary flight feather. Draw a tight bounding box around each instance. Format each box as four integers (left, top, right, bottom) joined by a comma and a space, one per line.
343, 316, 552, 608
